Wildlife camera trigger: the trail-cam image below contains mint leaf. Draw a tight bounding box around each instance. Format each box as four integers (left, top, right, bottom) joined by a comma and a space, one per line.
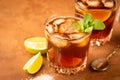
72, 13, 106, 33
93, 19, 106, 30
84, 13, 92, 27
72, 20, 84, 32
85, 26, 93, 32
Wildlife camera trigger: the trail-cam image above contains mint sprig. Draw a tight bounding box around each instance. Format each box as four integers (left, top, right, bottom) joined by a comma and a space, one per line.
72, 13, 106, 32
93, 19, 106, 30
72, 20, 84, 32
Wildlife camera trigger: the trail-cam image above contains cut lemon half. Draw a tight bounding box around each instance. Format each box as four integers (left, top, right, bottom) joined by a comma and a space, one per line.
24, 37, 47, 54
23, 52, 43, 74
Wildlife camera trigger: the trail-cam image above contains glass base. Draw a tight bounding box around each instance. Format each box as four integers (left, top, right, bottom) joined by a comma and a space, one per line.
48, 56, 87, 75
90, 29, 113, 46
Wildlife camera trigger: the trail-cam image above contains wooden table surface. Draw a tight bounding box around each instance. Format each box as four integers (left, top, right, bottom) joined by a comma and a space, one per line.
0, 0, 120, 80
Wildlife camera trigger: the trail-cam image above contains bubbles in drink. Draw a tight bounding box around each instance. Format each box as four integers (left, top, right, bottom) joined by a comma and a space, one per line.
50, 34, 69, 48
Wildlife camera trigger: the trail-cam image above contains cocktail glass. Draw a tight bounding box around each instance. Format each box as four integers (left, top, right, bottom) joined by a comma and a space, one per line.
75, 0, 118, 46
45, 16, 91, 74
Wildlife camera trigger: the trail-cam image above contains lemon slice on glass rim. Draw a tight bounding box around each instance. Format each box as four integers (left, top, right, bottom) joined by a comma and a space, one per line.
24, 37, 47, 54
23, 52, 43, 74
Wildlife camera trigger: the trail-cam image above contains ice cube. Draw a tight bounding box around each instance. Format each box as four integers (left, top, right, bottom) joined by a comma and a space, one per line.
70, 33, 90, 47
77, 1, 87, 9
77, 37, 90, 47
53, 18, 65, 25
68, 33, 86, 40
50, 34, 69, 48
86, 0, 101, 7
59, 25, 79, 34
53, 24, 58, 32
102, 0, 114, 8
46, 24, 54, 34
59, 19, 79, 34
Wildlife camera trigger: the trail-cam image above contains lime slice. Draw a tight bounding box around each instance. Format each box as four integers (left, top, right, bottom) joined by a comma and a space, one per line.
23, 52, 43, 74
24, 37, 47, 54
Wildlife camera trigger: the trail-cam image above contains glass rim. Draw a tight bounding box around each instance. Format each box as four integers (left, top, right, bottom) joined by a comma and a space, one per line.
45, 16, 82, 26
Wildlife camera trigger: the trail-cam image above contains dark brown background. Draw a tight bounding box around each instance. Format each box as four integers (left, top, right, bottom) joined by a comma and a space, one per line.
0, 0, 120, 80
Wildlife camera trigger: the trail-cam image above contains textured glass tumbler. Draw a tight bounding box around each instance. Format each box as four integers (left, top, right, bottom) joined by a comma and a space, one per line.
75, 0, 118, 46
45, 16, 91, 74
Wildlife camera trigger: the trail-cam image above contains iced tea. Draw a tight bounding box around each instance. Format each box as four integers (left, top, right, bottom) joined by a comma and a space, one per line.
45, 16, 91, 74
75, 0, 118, 46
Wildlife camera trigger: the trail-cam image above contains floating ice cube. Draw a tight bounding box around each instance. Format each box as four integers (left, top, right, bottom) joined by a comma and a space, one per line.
68, 33, 86, 40
50, 34, 69, 48
77, 1, 87, 9
70, 33, 90, 47
59, 25, 79, 34
102, 0, 114, 8
59, 19, 79, 34
53, 24, 58, 32
77, 37, 90, 47
53, 18, 65, 25
86, 0, 101, 7
46, 24, 54, 34
46, 24, 59, 33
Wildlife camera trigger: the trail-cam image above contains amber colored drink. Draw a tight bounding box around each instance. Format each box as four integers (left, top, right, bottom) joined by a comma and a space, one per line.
75, 0, 117, 46
45, 16, 91, 74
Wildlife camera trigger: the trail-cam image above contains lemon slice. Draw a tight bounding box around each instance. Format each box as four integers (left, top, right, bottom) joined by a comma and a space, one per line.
88, 9, 112, 22
23, 52, 43, 74
24, 37, 47, 54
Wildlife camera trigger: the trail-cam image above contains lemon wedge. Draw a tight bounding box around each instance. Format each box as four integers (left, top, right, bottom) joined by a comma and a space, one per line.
24, 37, 47, 54
23, 52, 43, 74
